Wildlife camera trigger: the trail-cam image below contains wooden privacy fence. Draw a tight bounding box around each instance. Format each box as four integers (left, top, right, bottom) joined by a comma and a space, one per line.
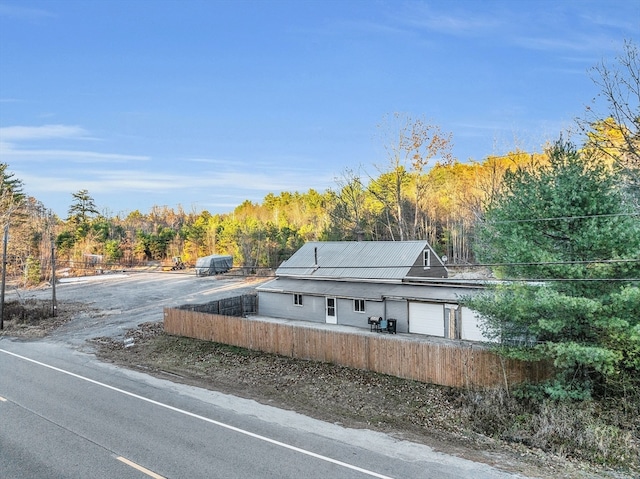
163, 308, 549, 389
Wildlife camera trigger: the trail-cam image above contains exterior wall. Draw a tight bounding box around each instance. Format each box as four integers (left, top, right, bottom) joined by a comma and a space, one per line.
383, 300, 409, 333
258, 291, 325, 323
336, 299, 384, 328
259, 292, 412, 332
407, 245, 448, 278
337, 299, 415, 332
259, 291, 487, 342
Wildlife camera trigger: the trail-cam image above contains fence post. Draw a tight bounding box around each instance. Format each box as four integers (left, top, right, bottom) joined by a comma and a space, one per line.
0, 224, 8, 330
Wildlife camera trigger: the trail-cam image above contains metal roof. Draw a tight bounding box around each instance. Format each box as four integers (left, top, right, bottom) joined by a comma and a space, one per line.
276, 241, 444, 281
257, 277, 483, 302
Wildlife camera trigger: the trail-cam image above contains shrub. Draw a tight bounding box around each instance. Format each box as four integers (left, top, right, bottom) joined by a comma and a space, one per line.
24, 256, 41, 286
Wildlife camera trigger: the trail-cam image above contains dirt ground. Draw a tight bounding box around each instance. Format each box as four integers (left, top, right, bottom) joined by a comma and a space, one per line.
1, 272, 635, 479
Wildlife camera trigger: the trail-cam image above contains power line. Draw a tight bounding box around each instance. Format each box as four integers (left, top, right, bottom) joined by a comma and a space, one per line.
22, 256, 640, 272
275, 258, 640, 268
444, 258, 640, 267
478, 277, 640, 283
484, 212, 640, 224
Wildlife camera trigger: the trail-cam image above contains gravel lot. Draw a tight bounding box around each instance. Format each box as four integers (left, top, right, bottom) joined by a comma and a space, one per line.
3, 271, 262, 346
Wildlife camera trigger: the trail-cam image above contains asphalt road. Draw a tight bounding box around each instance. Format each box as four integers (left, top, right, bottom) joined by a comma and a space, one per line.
1, 273, 534, 478
0, 340, 531, 479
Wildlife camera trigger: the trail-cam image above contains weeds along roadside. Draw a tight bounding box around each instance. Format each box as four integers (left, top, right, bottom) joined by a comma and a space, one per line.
458, 386, 639, 471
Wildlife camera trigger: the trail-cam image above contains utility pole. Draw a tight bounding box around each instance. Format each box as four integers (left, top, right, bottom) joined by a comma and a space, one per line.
0, 224, 8, 330
51, 236, 57, 317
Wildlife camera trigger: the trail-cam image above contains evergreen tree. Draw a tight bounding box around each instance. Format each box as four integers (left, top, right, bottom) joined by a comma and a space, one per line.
67, 189, 99, 239
466, 139, 640, 400
0, 163, 25, 221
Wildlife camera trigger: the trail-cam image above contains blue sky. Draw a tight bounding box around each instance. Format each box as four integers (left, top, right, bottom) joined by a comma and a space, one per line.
0, 0, 637, 218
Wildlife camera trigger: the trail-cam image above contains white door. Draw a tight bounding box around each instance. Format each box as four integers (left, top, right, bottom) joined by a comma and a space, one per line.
325, 297, 337, 324
409, 302, 444, 336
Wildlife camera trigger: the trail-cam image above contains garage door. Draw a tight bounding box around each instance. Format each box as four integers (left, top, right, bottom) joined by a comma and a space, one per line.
409, 302, 444, 336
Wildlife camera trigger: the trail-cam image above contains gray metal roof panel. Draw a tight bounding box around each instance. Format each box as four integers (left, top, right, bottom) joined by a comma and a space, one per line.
257, 277, 481, 302
276, 241, 435, 280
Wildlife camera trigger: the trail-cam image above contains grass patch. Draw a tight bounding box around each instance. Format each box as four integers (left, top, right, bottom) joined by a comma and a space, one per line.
2, 299, 52, 325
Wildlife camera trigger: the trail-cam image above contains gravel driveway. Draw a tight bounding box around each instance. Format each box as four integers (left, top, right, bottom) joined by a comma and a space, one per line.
5, 271, 266, 348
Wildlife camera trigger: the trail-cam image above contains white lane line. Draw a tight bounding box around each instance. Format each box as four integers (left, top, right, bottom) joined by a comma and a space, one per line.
117, 456, 166, 479
0, 348, 395, 479
0, 396, 7, 402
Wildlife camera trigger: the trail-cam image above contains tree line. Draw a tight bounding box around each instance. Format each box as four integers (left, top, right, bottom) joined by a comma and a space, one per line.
0, 148, 542, 278
0, 128, 633, 276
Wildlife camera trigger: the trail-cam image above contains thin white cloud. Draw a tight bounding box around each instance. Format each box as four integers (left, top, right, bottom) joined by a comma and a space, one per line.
296, 4, 499, 42
326, 18, 411, 37
15, 170, 178, 194
0, 4, 54, 19
186, 157, 234, 166
514, 33, 621, 54
395, 2, 504, 36
408, 13, 501, 36
0, 124, 149, 163
13, 172, 100, 194
395, 3, 632, 56
578, 11, 639, 32
2, 148, 149, 163
0, 124, 89, 141
186, 156, 323, 176
17, 166, 333, 195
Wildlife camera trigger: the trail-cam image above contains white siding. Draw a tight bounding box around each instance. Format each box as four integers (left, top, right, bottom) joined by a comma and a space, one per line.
409, 302, 444, 336
460, 306, 485, 341
460, 307, 498, 342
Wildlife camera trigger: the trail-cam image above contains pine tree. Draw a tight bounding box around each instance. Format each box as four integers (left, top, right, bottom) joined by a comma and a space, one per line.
466, 139, 640, 400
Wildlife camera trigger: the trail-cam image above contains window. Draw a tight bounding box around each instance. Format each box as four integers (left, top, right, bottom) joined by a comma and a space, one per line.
294, 294, 303, 306
354, 299, 365, 312
423, 249, 431, 269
